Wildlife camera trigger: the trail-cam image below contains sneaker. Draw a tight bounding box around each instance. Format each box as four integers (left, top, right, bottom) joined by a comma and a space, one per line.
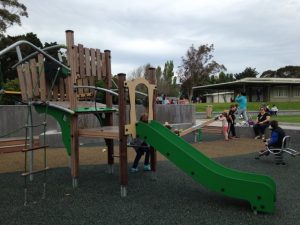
130, 167, 139, 173
143, 164, 151, 171
254, 136, 261, 139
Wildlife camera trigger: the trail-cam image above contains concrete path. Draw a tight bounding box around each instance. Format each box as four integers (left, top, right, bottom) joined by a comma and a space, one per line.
196, 119, 300, 130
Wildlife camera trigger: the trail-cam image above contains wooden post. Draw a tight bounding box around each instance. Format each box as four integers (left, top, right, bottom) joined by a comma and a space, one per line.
104, 50, 112, 107
148, 67, 157, 172
66, 30, 79, 187
104, 50, 114, 173
118, 73, 128, 197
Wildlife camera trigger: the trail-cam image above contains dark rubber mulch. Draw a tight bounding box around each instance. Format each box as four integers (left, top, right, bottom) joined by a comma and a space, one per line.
0, 152, 299, 225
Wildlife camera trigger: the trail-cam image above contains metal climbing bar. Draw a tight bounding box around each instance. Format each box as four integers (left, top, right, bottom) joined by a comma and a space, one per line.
0, 40, 69, 71
11, 44, 67, 69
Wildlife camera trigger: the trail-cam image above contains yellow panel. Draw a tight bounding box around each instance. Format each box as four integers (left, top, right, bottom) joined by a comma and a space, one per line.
124, 77, 156, 138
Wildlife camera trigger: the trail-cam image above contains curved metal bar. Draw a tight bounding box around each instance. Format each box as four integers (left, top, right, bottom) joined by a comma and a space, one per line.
33, 101, 75, 115
0, 40, 69, 71
135, 90, 148, 97
111, 88, 148, 97
73, 85, 119, 96
11, 44, 67, 69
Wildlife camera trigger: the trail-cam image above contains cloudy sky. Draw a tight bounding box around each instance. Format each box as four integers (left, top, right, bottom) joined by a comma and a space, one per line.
6, 0, 300, 76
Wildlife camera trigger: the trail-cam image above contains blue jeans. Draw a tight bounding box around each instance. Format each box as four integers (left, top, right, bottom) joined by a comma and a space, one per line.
132, 147, 150, 168
236, 108, 248, 121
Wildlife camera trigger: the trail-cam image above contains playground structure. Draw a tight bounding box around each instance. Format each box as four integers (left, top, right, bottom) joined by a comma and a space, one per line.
0, 30, 280, 213
0, 30, 158, 197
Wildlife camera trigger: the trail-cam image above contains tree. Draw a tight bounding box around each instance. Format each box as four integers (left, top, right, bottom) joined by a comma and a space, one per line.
129, 63, 152, 79
155, 65, 162, 86
178, 44, 226, 100
0, 0, 28, 37
161, 60, 178, 96
234, 67, 258, 80
217, 72, 235, 83
0, 78, 20, 104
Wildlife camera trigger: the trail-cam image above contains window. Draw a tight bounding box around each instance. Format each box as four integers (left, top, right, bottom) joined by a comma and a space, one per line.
293, 87, 300, 97
274, 87, 288, 97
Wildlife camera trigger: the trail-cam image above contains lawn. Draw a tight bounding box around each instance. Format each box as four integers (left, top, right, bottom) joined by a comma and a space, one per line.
194, 102, 300, 123
194, 102, 300, 112
271, 115, 300, 123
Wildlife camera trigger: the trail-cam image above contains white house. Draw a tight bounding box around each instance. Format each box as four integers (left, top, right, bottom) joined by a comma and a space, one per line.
204, 91, 234, 103
193, 78, 300, 102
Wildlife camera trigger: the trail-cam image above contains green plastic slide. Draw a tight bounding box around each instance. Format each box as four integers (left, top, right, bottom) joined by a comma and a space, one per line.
136, 120, 276, 213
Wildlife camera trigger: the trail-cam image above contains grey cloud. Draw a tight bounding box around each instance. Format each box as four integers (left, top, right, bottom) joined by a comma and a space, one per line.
5, 0, 300, 75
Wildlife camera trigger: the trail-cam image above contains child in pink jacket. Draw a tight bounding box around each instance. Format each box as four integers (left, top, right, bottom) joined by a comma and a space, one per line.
218, 111, 229, 141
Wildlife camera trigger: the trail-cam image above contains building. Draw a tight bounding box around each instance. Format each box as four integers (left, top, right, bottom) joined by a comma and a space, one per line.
204, 91, 234, 103
193, 78, 300, 102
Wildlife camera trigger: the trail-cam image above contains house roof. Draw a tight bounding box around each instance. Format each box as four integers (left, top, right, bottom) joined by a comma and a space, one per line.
193, 77, 300, 90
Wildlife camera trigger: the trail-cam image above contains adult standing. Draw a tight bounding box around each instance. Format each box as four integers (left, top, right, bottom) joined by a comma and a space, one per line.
253, 107, 271, 140
235, 91, 248, 122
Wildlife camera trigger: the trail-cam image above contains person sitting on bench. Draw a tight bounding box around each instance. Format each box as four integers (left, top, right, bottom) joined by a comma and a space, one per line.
253, 107, 270, 140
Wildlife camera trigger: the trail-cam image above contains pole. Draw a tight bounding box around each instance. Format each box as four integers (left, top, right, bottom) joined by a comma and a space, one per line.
118, 73, 128, 197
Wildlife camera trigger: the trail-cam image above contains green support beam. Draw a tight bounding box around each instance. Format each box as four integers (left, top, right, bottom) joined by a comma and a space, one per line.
34, 104, 73, 155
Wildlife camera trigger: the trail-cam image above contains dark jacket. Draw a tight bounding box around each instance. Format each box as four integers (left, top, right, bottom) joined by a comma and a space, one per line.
268, 127, 285, 148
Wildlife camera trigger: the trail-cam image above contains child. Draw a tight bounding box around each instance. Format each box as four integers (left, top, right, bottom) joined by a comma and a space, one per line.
228, 104, 238, 138
235, 91, 248, 122
255, 120, 286, 165
130, 113, 151, 172
218, 111, 229, 141
164, 121, 172, 130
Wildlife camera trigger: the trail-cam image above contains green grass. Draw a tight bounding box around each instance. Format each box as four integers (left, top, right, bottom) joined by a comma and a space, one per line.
195, 102, 300, 124
271, 115, 300, 123
194, 102, 300, 112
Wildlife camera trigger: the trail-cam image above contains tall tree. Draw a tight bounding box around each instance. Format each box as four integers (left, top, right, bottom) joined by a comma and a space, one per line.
129, 65, 144, 79
234, 67, 258, 80
161, 60, 175, 96
129, 63, 152, 79
155, 65, 162, 84
178, 44, 226, 100
0, 0, 28, 37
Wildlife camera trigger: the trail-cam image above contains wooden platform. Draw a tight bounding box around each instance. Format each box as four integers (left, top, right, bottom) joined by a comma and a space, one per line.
202, 126, 222, 134
180, 119, 215, 137
78, 126, 119, 139
0, 136, 40, 154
